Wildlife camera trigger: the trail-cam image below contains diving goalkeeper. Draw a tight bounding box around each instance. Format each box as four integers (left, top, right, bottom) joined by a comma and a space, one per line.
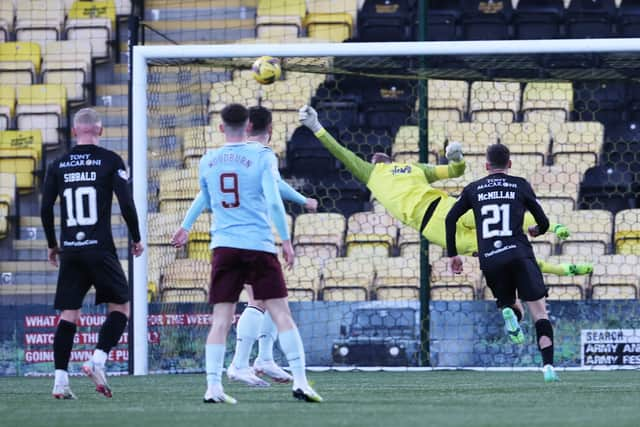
298, 105, 592, 277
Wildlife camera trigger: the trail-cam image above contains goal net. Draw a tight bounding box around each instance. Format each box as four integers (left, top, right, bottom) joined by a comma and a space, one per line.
127, 40, 640, 374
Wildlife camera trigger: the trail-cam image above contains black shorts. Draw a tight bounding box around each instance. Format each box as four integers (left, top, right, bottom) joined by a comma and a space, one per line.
54, 250, 129, 310
483, 257, 547, 308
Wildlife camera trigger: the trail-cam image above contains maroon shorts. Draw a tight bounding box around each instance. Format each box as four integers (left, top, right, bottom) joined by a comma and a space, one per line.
209, 247, 288, 304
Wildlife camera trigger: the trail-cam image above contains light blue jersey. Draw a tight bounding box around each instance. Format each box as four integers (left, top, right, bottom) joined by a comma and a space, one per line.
199, 142, 289, 254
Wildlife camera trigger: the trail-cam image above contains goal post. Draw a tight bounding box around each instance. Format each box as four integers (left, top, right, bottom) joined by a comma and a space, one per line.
131, 38, 640, 376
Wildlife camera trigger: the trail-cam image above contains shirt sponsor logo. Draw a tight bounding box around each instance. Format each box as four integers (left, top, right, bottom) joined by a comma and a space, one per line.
60, 154, 101, 168
63, 239, 98, 247
484, 244, 517, 258
391, 165, 412, 175
117, 169, 129, 180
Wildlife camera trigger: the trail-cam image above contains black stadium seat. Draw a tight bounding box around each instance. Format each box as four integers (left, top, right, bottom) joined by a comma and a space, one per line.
619, 0, 640, 37
565, 0, 617, 39
424, 0, 462, 41
339, 126, 393, 161
358, 0, 415, 42
513, 0, 564, 40
362, 81, 416, 131
461, 0, 513, 40
572, 81, 628, 124
287, 126, 339, 178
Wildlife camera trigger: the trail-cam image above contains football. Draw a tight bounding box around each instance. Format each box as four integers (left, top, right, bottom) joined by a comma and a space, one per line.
251, 55, 281, 85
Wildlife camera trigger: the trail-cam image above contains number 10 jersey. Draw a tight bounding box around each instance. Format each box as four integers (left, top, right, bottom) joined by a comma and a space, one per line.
41, 144, 141, 253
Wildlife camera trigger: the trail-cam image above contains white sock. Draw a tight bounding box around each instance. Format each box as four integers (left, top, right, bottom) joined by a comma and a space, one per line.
257, 311, 278, 362
278, 328, 307, 389
92, 349, 108, 366
230, 306, 263, 369
206, 344, 226, 388
54, 369, 68, 385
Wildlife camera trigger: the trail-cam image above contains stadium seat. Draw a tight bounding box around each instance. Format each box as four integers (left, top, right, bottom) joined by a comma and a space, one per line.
0, 130, 42, 193
187, 212, 214, 261
578, 165, 636, 213
15, 0, 66, 49
158, 168, 199, 210
161, 259, 210, 302
0, 1, 13, 43
42, 40, 93, 103
443, 122, 499, 155
345, 211, 397, 257
357, 0, 414, 42
146, 212, 181, 295
305, 0, 355, 42
549, 121, 603, 169
287, 126, 339, 177
321, 257, 375, 301
0, 172, 16, 239
362, 81, 416, 131
498, 122, 550, 156
531, 165, 582, 203
513, 0, 564, 39
432, 283, 475, 301
572, 81, 627, 124
283, 255, 321, 301
565, 0, 616, 39
591, 254, 640, 299
0, 86, 15, 131
431, 153, 486, 194
293, 212, 346, 260
393, 125, 439, 163
182, 126, 216, 166
461, 0, 513, 41
16, 84, 67, 147
373, 256, 419, 300
470, 81, 521, 124
0, 42, 42, 85
255, 0, 306, 39
431, 255, 481, 290
428, 79, 469, 122
619, 0, 640, 37
614, 209, 640, 254
543, 255, 588, 300
261, 73, 316, 111
558, 209, 613, 256
339, 126, 393, 161
522, 82, 573, 124
66, 0, 116, 59
423, 0, 461, 41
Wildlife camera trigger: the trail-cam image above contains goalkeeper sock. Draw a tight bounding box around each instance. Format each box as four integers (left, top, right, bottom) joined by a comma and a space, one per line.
257, 311, 278, 362
205, 344, 225, 387
230, 306, 263, 369
536, 319, 554, 366
53, 320, 76, 371
278, 328, 308, 388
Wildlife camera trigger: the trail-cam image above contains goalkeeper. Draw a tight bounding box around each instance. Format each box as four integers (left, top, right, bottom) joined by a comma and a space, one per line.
298, 105, 592, 277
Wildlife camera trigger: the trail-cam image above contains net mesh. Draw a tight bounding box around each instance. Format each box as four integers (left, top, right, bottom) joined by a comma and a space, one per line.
143, 52, 640, 369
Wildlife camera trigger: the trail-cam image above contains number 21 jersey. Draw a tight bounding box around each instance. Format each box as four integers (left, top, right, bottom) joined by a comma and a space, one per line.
41, 144, 141, 253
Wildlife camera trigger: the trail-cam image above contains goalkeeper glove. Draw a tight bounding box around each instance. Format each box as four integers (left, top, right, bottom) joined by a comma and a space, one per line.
299, 105, 323, 133
445, 141, 464, 162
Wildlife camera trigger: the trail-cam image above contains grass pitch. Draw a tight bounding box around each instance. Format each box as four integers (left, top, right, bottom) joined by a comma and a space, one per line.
2, 371, 639, 427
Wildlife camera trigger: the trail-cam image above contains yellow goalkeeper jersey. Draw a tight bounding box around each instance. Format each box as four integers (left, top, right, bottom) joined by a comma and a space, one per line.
366, 162, 448, 231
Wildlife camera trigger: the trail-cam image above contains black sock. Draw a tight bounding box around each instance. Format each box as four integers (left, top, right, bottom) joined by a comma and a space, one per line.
535, 319, 554, 366
54, 320, 77, 370
96, 311, 128, 354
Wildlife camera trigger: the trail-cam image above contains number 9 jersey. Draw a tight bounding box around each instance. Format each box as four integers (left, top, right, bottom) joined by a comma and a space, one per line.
41, 144, 141, 253
445, 172, 550, 270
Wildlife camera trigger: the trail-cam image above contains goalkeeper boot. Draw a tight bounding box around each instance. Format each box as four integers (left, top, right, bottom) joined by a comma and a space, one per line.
543, 364, 560, 383
561, 263, 594, 276
52, 383, 77, 400
82, 360, 112, 398
292, 384, 323, 403
227, 364, 270, 387
203, 384, 237, 404
253, 358, 292, 384
502, 307, 525, 344
552, 224, 570, 240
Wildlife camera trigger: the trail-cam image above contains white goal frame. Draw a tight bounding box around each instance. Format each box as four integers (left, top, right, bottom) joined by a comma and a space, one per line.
131, 38, 640, 375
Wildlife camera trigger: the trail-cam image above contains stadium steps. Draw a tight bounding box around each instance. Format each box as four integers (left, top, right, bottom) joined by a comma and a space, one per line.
140, 20, 256, 43
144, 4, 256, 21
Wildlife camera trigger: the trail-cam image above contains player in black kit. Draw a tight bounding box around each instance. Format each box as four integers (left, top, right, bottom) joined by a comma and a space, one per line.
41, 108, 144, 399
445, 144, 559, 383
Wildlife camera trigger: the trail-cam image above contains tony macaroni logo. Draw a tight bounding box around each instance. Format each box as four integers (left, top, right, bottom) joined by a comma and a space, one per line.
391, 165, 412, 175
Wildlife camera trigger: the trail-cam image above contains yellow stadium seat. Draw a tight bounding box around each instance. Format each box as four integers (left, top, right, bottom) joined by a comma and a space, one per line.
42, 41, 93, 103
158, 168, 199, 209
543, 256, 588, 300
428, 80, 468, 121
66, 0, 115, 59
0, 86, 15, 131
591, 254, 640, 300
431, 284, 475, 301
0, 130, 42, 193
16, 0, 66, 49
549, 121, 603, 169
591, 283, 638, 300
373, 256, 419, 300
530, 165, 581, 203
16, 84, 66, 147
321, 257, 374, 301
392, 125, 422, 160
256, 0, 306, 39
431, 255, 482, 288
305, 13, 352, 42
0, 172, 16, 238
509, 152, 545, 180
0, 2, 13, 42
444, 122, 499, 154
161, 289, 207, 303
293, 212, 346, 258
538, 198, 575, 216
345, 211, 397, 257
498, 122, 550, 155
161, 258, 210, 303
470, 81, 521, 124
614, 209, 640, 255
558, 209, 612, 256
182, 126, 217, 164
522, 82, 573, 124
0, 42, 41, 84
283, 255, 321, 301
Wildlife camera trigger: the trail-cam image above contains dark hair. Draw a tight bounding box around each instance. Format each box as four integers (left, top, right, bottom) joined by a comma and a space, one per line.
220, 103, 249, 132
248, 105, 272, 135
486, 143, 510, 169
